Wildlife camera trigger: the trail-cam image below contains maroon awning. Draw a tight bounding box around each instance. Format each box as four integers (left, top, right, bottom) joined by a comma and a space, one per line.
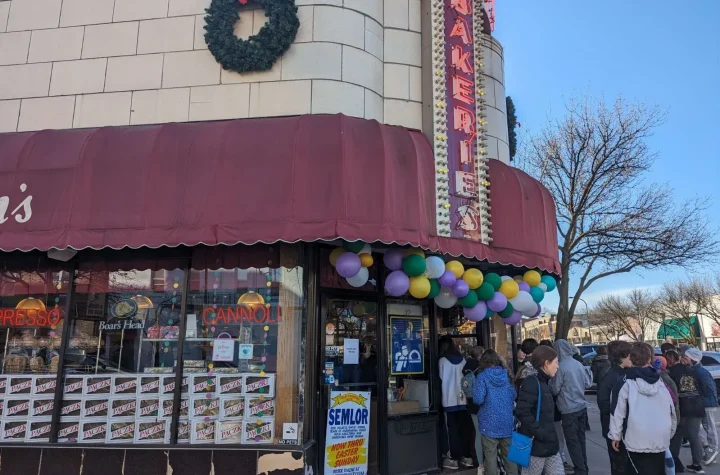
0, 115, 560, 273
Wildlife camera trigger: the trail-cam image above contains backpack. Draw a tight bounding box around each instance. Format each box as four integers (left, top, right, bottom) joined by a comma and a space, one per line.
461, 369, 477, 399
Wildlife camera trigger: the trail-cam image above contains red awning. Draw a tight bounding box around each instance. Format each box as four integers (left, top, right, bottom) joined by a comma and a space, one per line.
0, 115, 559, 273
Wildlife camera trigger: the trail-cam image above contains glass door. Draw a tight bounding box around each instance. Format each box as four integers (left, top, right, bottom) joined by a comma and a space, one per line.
319, 297, 382, 475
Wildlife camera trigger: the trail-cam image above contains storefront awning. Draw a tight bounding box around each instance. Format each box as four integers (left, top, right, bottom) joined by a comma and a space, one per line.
0, 115, 559, 273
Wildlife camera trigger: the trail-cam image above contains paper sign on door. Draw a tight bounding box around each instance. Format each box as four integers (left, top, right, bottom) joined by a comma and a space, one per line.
212, 339, 235, 362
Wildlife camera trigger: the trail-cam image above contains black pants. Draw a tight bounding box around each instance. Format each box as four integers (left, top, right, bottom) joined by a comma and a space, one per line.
605, 439, 630, 475
562, 408, 589, 475
445, 410, 474, 461
626, 451, 665, 475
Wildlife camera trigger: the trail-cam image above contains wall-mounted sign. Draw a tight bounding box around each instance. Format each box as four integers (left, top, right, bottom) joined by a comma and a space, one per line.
484, 0, 496, 32
324, 391, 371, 475
202, 305, 281, 325
0, 308, 63, 327
0, 183, 32, 225
390, 316, 424, 375
431, 0, 491, 244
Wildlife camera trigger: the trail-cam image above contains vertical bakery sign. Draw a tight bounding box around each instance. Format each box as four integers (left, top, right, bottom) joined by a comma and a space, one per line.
432, 0, 491, 244
324, 391, 371, 475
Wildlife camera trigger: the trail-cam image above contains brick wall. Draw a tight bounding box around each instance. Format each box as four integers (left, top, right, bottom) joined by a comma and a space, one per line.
0, 0, 423, 132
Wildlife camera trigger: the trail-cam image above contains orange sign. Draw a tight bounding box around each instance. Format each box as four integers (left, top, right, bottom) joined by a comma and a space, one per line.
0, 308, 63, 327
202, 305, 281, 325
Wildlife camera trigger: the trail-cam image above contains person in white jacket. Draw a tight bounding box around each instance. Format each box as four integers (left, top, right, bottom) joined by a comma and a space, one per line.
609, 342, 677, 474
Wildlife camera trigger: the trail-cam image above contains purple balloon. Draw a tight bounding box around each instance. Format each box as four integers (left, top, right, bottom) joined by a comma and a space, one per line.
336, 252, 361, 278
533, 303, 542, 317
438, 270, 457, 287
385, 270, 410, 297
452, 280, 470, 298
504, 310, 522, 326
518, 282, 531, 292
487, 292, 508, 312
383, 249, 405, 271
464, 302, 488, 322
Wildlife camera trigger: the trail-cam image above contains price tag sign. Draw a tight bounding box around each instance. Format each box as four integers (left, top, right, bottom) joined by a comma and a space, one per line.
212, 339, 235, 362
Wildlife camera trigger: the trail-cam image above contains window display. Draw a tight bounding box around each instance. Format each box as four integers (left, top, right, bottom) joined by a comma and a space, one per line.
0, 258, 69, 442
0, 244, 304, 447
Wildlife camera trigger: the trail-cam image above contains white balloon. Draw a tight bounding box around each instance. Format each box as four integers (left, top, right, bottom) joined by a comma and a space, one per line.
434, 286, 458, 309
500, 275, 512, 281
357, 243, 372, 255
510, 291, 537, 316
425, 256, 446, 279
346, 267, 369, 287
538, 283, 548, 292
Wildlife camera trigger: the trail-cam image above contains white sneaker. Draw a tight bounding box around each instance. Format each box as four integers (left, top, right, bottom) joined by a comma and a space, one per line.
476, 467, 485, 475
702, 449, 718, 465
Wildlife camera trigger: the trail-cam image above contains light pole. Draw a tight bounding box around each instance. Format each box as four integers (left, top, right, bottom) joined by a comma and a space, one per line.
570, 296, 590, 342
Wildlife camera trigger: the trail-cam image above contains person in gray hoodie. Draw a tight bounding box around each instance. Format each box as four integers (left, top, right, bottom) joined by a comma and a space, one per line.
550, 339, 593, 475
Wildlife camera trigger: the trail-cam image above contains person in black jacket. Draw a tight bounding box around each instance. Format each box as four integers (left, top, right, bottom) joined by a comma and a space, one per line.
597, 341, 633, 475
668, 349, 707, 473
591, 345, 611, 384
515, 345, 564, 475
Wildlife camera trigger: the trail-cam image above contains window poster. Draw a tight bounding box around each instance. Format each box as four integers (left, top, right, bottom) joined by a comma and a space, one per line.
390, 316, 424, 375
324, 391, 371, 475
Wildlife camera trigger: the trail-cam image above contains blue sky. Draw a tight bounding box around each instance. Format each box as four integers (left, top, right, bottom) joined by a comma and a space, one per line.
493, 1, 720, 311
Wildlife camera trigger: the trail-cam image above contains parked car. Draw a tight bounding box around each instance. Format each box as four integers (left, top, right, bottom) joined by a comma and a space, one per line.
576, 344, 600, 357
700, 351, 720, 398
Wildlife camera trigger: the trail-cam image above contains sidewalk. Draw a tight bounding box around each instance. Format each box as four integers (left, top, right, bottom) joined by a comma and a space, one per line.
585, 395, 720, 475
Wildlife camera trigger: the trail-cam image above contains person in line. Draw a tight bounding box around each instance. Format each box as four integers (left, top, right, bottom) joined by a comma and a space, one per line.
550, 340, 593, 475
661, 342, 678, 355
608, 342, 677, 474
516, 338, 539, 378
591, 345, 611, 385
465, 345, 485, 468
473, 349, 518, 475
668, 349, 706, 473
540, 339, 554, 347
653, 355, 681, 423
597, 340, 633, 475
535, 340, 571, 472
439, 336, 475, 470
685, 348, 719, 465
515, 345, 564, 475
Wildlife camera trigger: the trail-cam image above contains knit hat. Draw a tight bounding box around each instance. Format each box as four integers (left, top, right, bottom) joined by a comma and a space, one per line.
685, 347, 702, 363
653, 356, 667, 371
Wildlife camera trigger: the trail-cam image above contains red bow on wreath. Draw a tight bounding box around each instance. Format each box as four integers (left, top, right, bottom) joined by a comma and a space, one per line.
239, 0, 248, 3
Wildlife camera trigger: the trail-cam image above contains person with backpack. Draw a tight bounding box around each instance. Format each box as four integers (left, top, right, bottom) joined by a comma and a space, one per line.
463, 345, 484, 467
608, 343, 677, 474
669, 349, 706, 473
515, 345, 564, 475
439, 336, 475, 470
597, 340, 633, 475
685, 348, 720, 465
473, 349, 518, 475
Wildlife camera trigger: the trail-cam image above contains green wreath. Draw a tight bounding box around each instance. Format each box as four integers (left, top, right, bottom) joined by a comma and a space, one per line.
205, 0, 299, 73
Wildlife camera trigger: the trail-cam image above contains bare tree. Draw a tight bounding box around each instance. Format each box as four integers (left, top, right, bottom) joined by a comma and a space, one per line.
519, 94, 718, 339
589, 289, 660, 342
657, 277, 720, 345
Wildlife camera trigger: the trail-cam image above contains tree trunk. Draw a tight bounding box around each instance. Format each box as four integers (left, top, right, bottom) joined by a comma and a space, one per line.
556, 271, 571, 340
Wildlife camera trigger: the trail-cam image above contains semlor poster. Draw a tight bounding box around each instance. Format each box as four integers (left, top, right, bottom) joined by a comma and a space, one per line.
324, 391, 371, 475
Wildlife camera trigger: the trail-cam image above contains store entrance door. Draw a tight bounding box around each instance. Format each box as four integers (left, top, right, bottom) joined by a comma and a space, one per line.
319, 296, 385, 475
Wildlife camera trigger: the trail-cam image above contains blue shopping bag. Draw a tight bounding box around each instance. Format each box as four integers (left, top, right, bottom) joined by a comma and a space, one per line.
508, 377, 541, 468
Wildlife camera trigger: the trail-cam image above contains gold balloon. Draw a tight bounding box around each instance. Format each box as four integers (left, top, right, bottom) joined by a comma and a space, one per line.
445, 260, 465, 279
409, 276, 431, 299
499, 279, 520, 299
462, 268, 484, 289
359, 253, 374, 267
523, 270, 541, 287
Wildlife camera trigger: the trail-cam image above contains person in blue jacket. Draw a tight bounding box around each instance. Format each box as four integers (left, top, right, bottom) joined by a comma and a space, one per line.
473, 349, 518, 475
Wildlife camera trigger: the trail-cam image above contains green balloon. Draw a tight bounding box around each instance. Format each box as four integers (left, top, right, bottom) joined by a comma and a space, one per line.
343, 240, 365, 253
485, 308, 495, 318
402, 254, 427, 277
541, 275, 557, 292
458, 291, 478, 308
485, 273, 502, 291
427, 279, 441, 299
499, 302, 514, 318
476, 282, 495, 301
530, 287, 545, 303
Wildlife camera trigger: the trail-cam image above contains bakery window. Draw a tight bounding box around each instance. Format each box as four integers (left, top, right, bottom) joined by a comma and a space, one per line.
180, 244, 304, 445
56, 252, 186, 445
0, 256, 70, 443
